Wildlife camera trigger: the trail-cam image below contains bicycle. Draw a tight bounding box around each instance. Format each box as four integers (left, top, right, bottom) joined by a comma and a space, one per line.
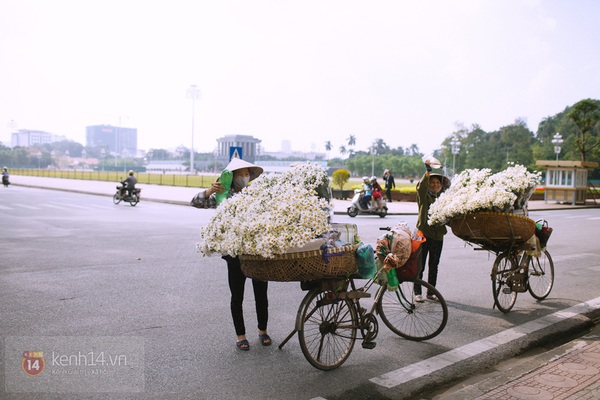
489, 221, 554, 312
277, 227, 449, 371
453, 214, 555, 313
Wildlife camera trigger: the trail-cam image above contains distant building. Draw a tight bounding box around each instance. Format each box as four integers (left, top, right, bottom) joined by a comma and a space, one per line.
11, 130, 67, 147
215, 134, 261, 164
212, 135, 326, 172
86, 125, 137, 156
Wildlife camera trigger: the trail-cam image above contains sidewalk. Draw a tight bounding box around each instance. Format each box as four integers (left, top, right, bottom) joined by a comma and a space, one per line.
440, 326, 600, 399
8, 175, 600, 399
8, 175, 599, 215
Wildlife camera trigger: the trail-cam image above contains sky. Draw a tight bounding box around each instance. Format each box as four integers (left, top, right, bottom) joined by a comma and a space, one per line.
1, 0, 599, 158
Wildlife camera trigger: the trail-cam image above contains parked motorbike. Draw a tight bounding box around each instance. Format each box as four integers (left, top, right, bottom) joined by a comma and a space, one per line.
347, 189, 388, 218
113, 184, 141, 206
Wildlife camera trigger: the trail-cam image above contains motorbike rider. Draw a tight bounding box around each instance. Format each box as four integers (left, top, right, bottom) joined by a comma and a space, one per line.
121, 170, 137, 198
360, 176, 373, 209
371, 176, 384, 211
2, 167, 9, 187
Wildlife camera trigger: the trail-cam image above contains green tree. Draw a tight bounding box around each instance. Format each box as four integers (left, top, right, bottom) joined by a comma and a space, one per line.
566, 98, 600, 161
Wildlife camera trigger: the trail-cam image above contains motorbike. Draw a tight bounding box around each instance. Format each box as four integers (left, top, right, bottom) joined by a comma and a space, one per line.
113, 184, 141, 206
347, 189, 388, 218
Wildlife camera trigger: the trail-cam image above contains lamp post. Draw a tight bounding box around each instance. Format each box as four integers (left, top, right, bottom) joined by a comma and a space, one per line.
552, 132, 563, 161
450, 137, 461, 172
187, 84, 201, 174
213, 148, 219, 172
100, 148, 105, 172
370, 143, 376, 177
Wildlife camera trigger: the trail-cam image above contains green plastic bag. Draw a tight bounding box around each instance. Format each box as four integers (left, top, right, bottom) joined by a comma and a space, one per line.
215, 169, 232, 205
356, 244, 376, 279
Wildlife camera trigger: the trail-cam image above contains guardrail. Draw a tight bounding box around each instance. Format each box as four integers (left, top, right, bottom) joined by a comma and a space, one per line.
11, 169, 215, 188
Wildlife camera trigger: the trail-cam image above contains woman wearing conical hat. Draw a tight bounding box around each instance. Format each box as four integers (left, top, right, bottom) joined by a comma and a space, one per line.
190, 158, 271, 351
414, 159, 450, 303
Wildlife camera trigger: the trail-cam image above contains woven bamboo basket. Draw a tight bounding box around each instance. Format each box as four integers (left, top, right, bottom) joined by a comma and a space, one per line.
449, 212, 536, 249
239, 244, 359, 282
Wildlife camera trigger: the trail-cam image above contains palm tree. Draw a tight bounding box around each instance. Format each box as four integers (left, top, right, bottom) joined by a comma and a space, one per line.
347, 135, 356, 160
407, 143, 420, 156
339, 145, 348, 166
347, 135, 356, 147
325, 141, 332, 160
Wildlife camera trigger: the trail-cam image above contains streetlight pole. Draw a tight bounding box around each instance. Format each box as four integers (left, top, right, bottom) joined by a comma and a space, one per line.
451, 137, 461, 172
371, 143, 376, 177
552, 132, 563, 161
100, 148, 105, 172
187, 84, 201, 174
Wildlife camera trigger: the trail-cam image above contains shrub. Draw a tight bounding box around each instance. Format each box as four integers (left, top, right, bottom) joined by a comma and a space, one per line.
332, 169, 350, 190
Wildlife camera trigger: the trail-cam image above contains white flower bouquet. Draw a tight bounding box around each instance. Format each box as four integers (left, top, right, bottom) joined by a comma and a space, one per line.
428, 164, 541, 226
198, 163, 333, 258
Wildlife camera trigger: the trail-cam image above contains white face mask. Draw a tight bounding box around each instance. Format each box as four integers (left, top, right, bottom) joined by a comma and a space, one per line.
233, 176, 250, 189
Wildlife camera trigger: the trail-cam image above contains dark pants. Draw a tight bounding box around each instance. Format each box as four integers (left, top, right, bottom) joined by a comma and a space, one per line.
385, 189, 392, 202
360, 195, 372, 209
224, 256, 269, 336
414, 237, 444, 295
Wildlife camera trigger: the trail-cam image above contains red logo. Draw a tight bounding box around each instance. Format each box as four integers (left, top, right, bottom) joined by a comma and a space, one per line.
22, 351, 45, 376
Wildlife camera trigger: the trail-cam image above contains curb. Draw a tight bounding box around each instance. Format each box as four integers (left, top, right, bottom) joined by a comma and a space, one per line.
326, 298, 600, 400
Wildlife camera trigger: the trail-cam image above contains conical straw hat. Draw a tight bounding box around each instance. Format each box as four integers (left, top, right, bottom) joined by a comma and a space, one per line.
224, 158, 263, 181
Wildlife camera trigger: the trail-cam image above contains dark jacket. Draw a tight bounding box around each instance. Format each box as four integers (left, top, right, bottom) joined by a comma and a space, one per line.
383, 174, 395, 190
416, 172, 447, 240
123, 175, 137, 188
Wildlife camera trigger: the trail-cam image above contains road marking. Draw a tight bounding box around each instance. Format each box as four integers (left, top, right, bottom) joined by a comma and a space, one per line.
66, 204, 98, 210
0, 204, 13, 210
13, 204, 40, 210
44, 203, 69, 210
369, 296, 600, 389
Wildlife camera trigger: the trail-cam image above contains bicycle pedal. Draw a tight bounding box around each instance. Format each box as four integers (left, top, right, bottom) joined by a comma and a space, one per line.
362, 341, 376, 349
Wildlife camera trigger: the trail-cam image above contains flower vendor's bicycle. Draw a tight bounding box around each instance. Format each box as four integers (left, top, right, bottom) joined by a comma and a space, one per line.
449, 213, 554, 313
281, 270, 448, 370
240, 226, 448, 371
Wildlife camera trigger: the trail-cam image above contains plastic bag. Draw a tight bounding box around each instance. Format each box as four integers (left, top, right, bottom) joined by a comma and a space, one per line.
375, 223, 412, 268
215, 169, 232, 205
356, 243, 376, 279
396, 231, 426, 281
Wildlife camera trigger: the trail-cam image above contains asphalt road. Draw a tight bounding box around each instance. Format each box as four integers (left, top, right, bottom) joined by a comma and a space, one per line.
1, 186, 599, 400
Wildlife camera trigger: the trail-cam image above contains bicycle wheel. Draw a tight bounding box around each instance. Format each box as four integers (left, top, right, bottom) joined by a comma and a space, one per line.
376, 279, 448, 341
297, 288, 357, 371
528, 250, 554, 300
492, 253, 518, 313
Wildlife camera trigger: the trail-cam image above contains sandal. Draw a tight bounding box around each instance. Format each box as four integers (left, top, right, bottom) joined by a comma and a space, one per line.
236, 339, 250, 351
258, 333, 272, 346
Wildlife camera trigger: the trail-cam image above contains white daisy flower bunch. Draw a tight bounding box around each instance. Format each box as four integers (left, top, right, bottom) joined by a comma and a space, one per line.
198, 163, 332, 258
428, 163, 541, 225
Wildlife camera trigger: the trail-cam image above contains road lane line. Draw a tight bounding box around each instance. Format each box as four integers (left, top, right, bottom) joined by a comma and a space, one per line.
369, 297, 600, 389
13, 204, 40, 210
44, 204, 69, 210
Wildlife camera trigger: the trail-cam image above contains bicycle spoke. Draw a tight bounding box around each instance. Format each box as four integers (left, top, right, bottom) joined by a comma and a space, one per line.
528, 250, 554, 300
377, 280, 447, 341
298, 289, 357, 370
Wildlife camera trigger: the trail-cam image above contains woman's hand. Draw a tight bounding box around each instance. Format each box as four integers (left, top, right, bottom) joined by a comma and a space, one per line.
206, 182, 224, 198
